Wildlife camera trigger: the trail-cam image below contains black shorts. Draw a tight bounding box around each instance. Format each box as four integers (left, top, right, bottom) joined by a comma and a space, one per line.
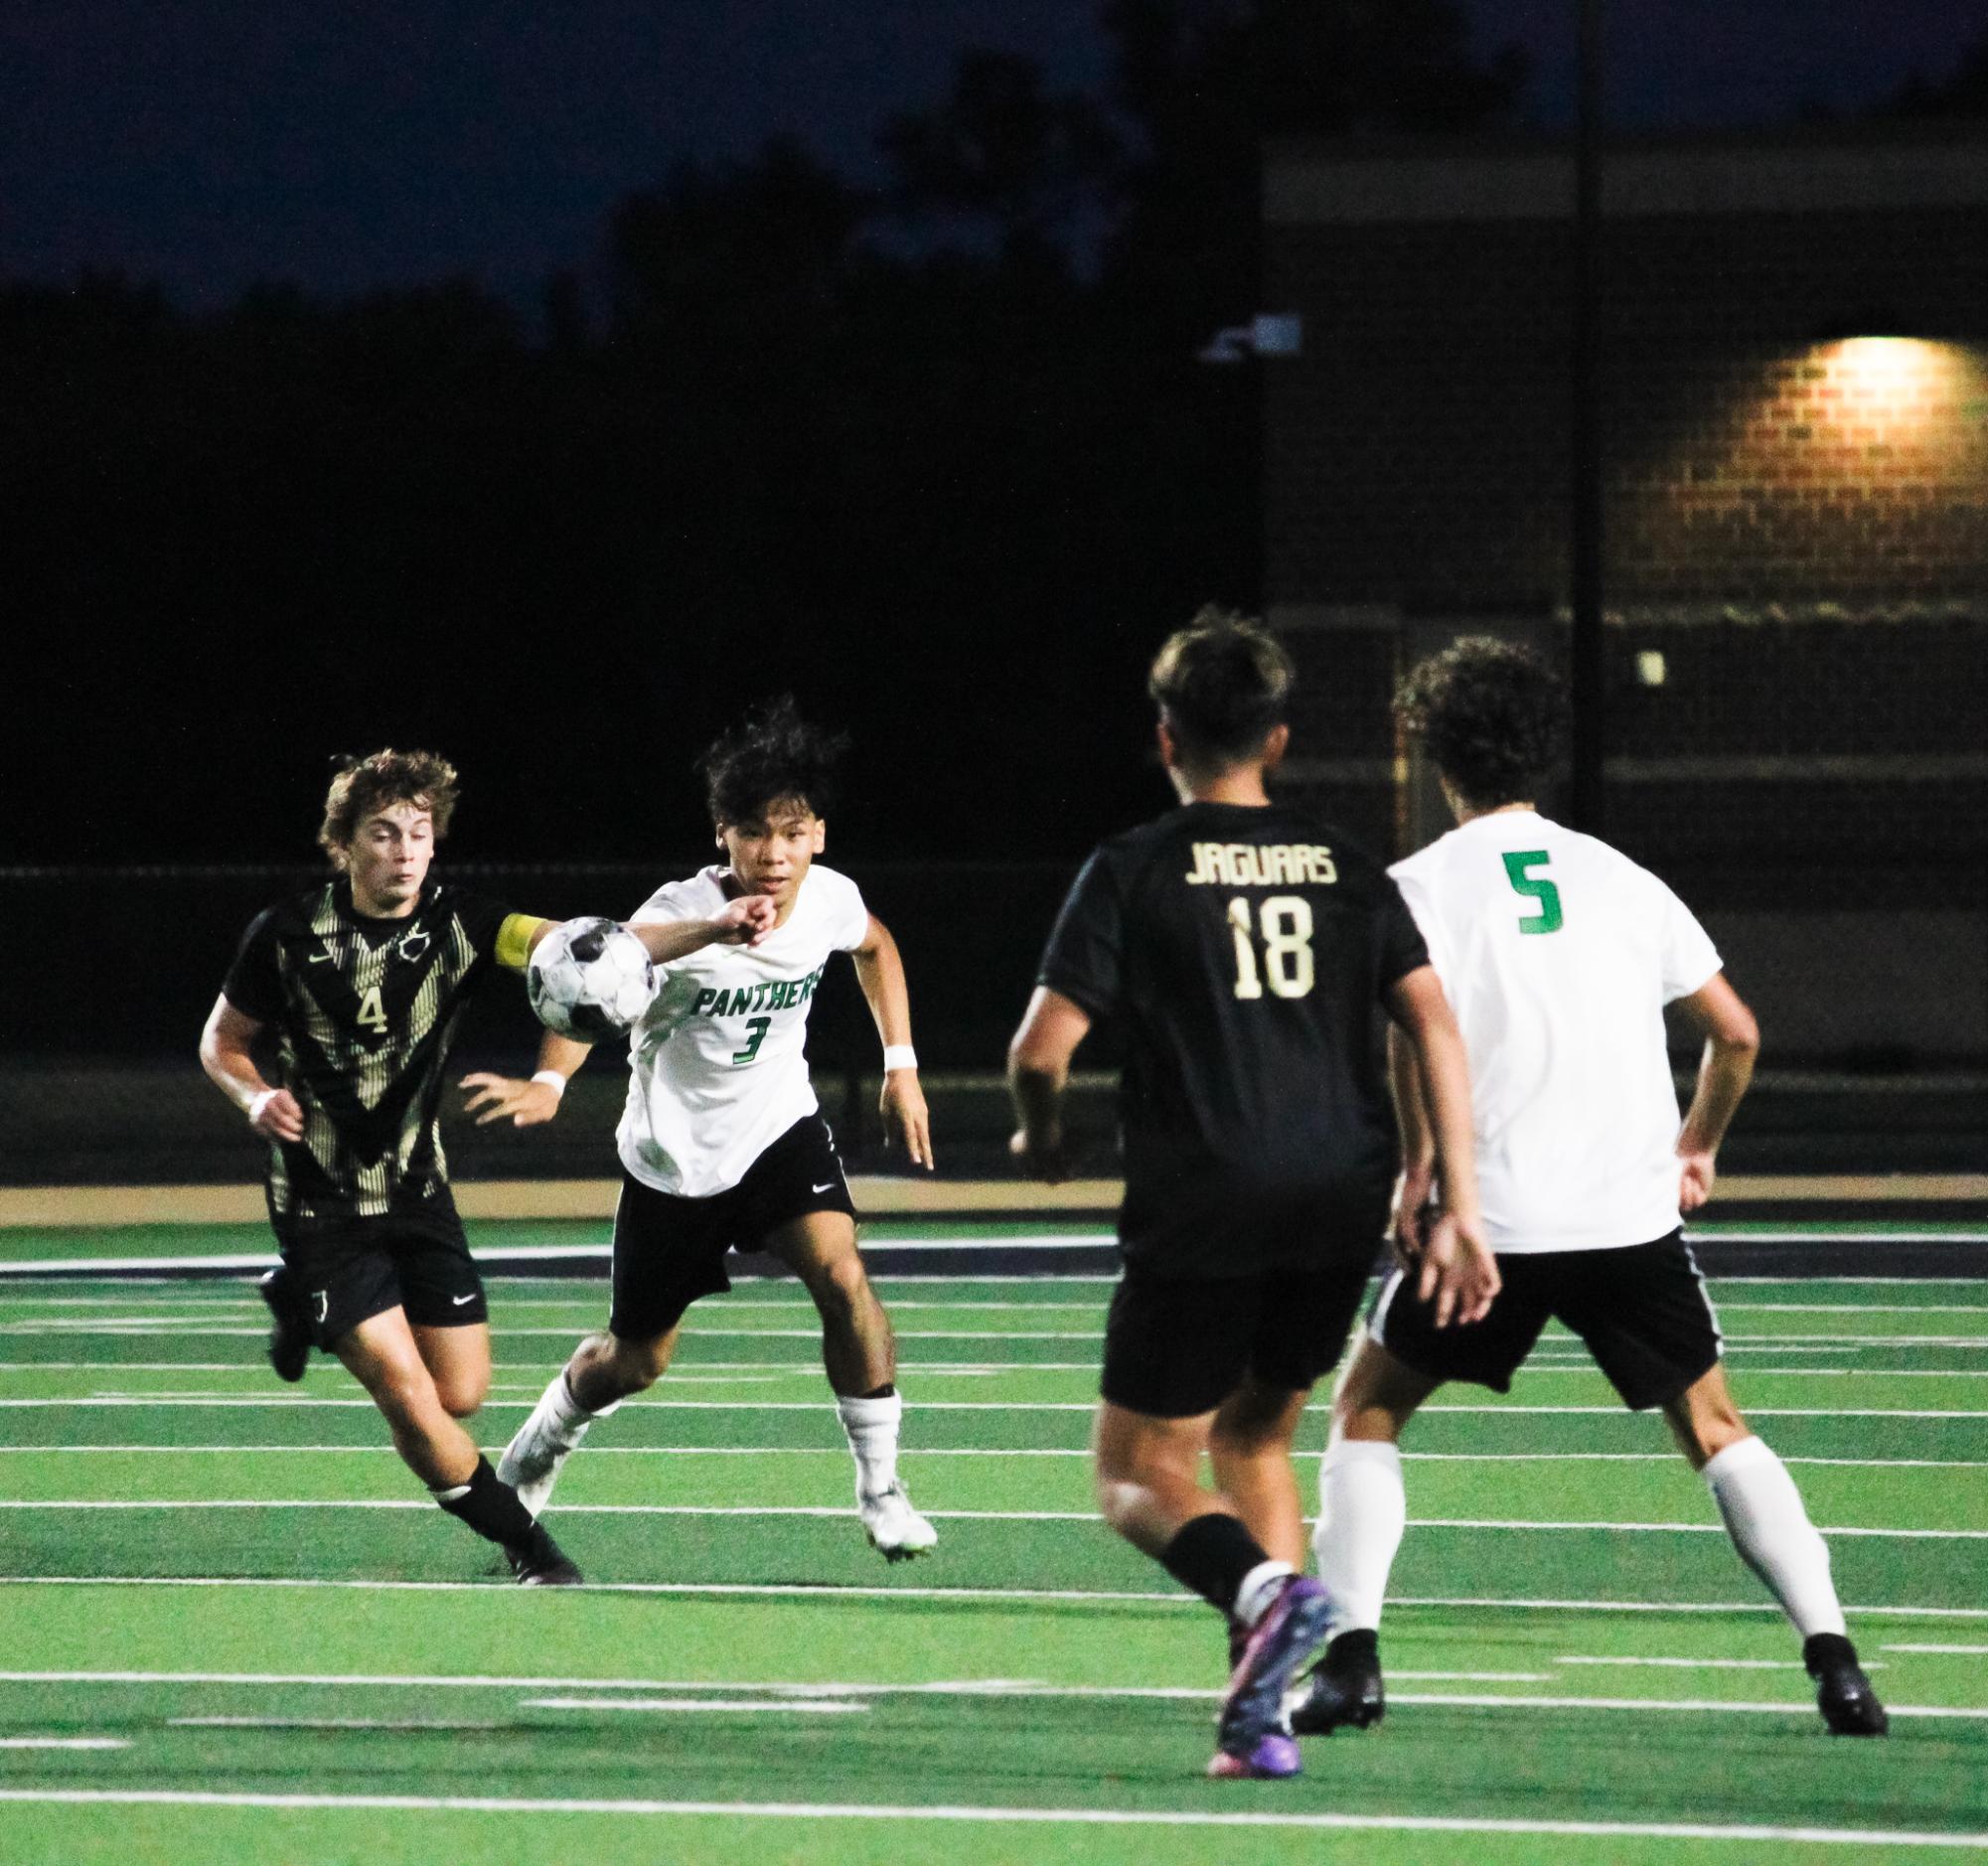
275, 1198, 486, 1348
1369, 1229, 1721, 1412
1100, 1257, 1374, 1419
609, 1114, 857, 1341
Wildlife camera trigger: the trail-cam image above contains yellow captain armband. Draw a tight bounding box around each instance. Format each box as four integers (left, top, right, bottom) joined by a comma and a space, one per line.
496, 914, 552, 971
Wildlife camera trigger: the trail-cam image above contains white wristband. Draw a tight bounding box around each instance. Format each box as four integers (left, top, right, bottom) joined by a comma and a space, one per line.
882, 1045, 918, 1073
246, 1088, 279, 1124
530, 1070, 568, 1099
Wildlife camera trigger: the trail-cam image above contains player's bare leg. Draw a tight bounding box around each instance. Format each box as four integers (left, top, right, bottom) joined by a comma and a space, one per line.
498, 1325, 678, 1517
410, 1319, 492, 1420
768, 1210, 934, 1558
339, 1309, 578, 1584
1207, 1377, 1310, 1568
1664, 1363, 1886, 1734
1291, 1338, 1438, 1736
1095, 1398, 1327, 1779
766, 1210, 893, 1395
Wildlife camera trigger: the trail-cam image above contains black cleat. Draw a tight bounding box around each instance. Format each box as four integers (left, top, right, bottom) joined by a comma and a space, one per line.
508, 1523, 583, 1587
257, 1268, 311, 1383
1288, 1629, 1386, 1735
1805, 1633, 1888, 1736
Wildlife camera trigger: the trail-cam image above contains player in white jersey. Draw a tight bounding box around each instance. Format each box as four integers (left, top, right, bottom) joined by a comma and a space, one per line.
466, 700, 939, 1559
1293, 638, 1887, 1740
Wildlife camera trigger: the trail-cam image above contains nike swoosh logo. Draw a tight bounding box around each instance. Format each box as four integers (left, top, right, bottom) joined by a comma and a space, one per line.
307, 952, 335, 964
812, 1181, 838, 1193
451, 1293, 477, 1306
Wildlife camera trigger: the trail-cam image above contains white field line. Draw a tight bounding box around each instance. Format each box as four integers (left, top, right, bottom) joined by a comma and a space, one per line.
1884, 1643, 1988, 1655
1555, 1656, 1887, 1671
7, 1445, 1983, 1471
525, 1697, 869, 1714
8, 1396, 1988, 1419
0, 1498, 1979, 1539
0, 1665, 1975, 1723
5, 1577, 1988, 1619
0, 1738, 128, 1750
171, 1717, 501, 1731
0, 1788, 1981, 1846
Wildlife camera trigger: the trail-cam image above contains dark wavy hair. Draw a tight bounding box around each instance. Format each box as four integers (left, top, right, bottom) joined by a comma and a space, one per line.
1394, 637, 1568, 809
1147, 605, 1295, 762
317, 748, 460, 864
699, 696, 850, 826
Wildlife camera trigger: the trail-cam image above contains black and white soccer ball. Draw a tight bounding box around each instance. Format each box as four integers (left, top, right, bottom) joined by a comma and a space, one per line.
527, 917, 658, 1040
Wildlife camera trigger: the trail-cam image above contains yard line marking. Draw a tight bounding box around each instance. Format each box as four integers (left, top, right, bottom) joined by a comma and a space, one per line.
0, 1667, 1548, 1697
0, 1499, 1978, 1540
1387, 1692, 1985, 1721
0, 1789, 1981, 1847
7, 1396, 1988, 1418
11, 1445, 1979, 1470
525, 1697, 869, 1714
4, 1580, 1985, 1618
170, 1717, 500, 1731
1555, 1655, 1888, 1671
1884, 1643, 1988, 1655
0, 1738, 128, 1750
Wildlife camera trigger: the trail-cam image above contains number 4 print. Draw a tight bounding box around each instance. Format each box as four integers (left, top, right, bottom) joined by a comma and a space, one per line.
1502, 851, 1564, 935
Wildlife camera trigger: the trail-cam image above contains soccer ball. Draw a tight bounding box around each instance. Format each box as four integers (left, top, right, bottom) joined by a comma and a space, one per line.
527, 917, 658, 1040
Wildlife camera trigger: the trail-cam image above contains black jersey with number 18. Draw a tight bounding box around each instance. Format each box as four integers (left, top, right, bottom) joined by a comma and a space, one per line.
1037, 801, 1428, 1276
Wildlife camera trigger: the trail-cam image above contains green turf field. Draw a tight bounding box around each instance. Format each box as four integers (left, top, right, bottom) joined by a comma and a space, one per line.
1, 1227, 1985, 1861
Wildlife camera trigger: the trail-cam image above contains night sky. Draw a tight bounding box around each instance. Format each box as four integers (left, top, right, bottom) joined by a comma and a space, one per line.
4, 0, 1976, 307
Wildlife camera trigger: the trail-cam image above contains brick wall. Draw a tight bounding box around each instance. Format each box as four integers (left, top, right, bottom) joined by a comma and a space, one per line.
1262, 135, 1988, 946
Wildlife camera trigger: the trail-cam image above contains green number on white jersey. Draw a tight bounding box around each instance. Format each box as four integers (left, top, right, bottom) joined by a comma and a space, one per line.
731, 1015, 772, 1064
1227, 895, 1315, 1000
356, 986, 388, 1033
1502, 850, 1565, 935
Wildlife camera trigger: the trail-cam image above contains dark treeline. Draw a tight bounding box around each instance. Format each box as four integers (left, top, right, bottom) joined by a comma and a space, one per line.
8, 1, 1530, 865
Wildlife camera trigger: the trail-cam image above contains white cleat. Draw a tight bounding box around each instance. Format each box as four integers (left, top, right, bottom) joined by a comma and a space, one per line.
497, 1410, 579, 1520
858, 1480, 938, 1561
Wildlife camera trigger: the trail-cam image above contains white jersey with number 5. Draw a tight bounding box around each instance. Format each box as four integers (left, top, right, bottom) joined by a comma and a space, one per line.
1389, 810, 1722, 1254
618, 863, 870, 1197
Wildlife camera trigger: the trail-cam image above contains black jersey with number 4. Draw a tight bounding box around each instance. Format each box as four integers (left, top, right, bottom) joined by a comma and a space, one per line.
222, 877, 524, 1222
1038, 801, 1429, 1275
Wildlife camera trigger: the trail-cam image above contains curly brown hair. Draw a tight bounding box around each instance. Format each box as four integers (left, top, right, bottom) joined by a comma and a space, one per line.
316, 749, 461, 864
1394, 638, 1567, 809
1147, 605, 1295, 762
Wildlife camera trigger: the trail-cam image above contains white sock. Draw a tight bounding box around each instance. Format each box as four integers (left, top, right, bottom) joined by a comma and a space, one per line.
838, 1391, 903, 1496
1313, 1440, 1406, 1638
1704, 1435, 1847, 1638
535, 1370, 617, 1452
1234, 1559, 1296, 1630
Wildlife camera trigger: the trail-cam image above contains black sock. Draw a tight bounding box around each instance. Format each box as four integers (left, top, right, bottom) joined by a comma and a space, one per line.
859, 1383, 896, 1401
432, 1456, 536, 1552
1160, 1512, 1271, 1615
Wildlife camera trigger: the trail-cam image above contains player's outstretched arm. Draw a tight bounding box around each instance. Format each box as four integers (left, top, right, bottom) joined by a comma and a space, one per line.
199, 996, 304, 1142
1384, 965, 1497, 1326
850, 915, 933, 1168
1006, 987, 1091, 1184
629, 893, 778, 965
461, 1032, 594, 1129
1672, 973, 1759, 1210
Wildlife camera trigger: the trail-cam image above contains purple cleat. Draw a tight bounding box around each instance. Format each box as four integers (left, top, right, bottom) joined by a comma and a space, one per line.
1208, 1575, 1331, 1780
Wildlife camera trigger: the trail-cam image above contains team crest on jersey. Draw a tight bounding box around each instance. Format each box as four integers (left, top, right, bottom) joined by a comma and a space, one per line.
395, 928, 432, 962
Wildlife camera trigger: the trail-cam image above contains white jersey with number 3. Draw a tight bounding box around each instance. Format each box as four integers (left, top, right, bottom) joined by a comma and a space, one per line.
618, 863, 870, 1197
1389, 811, 1722, 1253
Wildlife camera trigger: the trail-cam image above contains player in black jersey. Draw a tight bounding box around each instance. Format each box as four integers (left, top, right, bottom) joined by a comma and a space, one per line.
1008, 610, 1496, 1780
199, 749, 774, 1584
